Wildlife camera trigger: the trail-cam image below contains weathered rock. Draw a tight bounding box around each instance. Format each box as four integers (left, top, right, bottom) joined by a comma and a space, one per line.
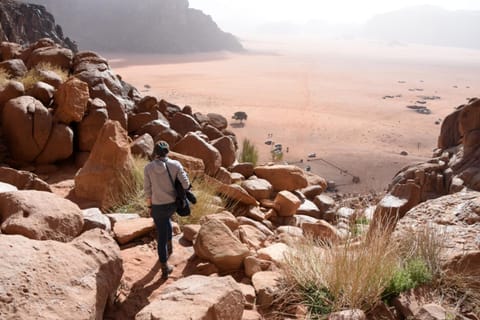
105, 213, 140, 226
215, 166, 233, 184
202, 123, 223, 140
207, 113, 228, 130
27, 45, 73, 70
170, 112, 202, 136
182, 224, 201, 242
415, 304, 447, 320
113, 217, 155, 245
301, 185, 324, 200
314, 194, 335, 215
244, 256, 273, 278
35, 123, 74, 164
238, 283, 256, 310
0, 41, 22, 60
135, 118, 170, 138
54, 77, 90, 124
212, 136, 236, 168
0, 229, 123, 320
252, 271, 282, 309
37, 69, 63, 88
231, 162, 255, 178
127, 112, 157, 133
238, 224, 268, 250
296, 199, 321, 218
199, 211, 239, 231
257, 243, 289, 265
0, 58, 27, 78
0, 167, 52, 192
135, 275, 244, 320
168, 151, 205, 178
172, 132, 222, 176
0, 190, 83, 242
78, 108, 109, 151
237, 216, 274, 237
2, 96, 52, 162
302, 220, 340, 242
393, 191, 480, 279
26, 81, 55, 106
130, 133, 154, 158
74, 120, 136, 209
82, 207, 111, 232
206, 176, 259, 206
245, 206, 266, 222
241, 178, 273, 200
0, 80, 24, 118
370, 194, 409, 233
194, 219, 250, 271
274, 190, 302, 217
254, 165, 308, 191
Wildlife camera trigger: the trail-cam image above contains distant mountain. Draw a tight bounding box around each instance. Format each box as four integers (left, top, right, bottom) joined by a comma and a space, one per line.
0, 0, 76, 51
363, 5, 480, 49
24, 0, 244, 53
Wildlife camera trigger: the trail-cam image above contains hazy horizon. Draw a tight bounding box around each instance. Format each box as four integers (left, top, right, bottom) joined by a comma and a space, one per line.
189, 0, 480, 33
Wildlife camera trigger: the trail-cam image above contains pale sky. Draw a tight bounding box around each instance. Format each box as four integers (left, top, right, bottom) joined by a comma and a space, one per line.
189, 0, 480, 32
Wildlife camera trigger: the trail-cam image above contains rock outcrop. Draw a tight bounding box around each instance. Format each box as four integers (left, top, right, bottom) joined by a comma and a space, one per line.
0, 229, 123, 319
0, 0, 76, 52
27, 0, 243, 53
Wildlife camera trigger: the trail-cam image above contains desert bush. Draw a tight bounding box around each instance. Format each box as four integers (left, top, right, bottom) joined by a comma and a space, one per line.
176, 177, 224, 225
0, 68, 11, 87
281, 228, 399, 317
239, 138, 259, 165
19, 62, 69, 91
383, 258, 432, 299
107, 155, 149, 216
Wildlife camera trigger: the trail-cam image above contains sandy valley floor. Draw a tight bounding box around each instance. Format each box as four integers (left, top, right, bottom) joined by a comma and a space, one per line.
104, 37, 480, 193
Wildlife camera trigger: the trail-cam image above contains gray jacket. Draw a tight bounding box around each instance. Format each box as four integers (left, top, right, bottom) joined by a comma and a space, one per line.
144, 157, 190, 205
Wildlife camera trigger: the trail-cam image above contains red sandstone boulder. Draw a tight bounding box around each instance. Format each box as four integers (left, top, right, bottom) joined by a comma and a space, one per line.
0, 41, 22, 60
131, 133, 154, 158
37, 69, 64, 88
172, 132, 222, 176
78, 108, 109, 151
212, 136, 236, 168
241, 178, 273, 200
274, 190, 302, 217
2, 96, 52, 162
0, 229, 123, 320
74, 120, 136, 209
254, 165, 308, 191
0, 167, 52, 192
0, 190, 83, 242
194, 219, 250, 272
0, 59, 27, 78
231, 162, 255, 178
26, 81, 55, 106
27, 45, 73, 70
202, 123, 224, 140
207, 113, 228, 130
170, 112, 202, 136
0, 80, 24, 115
54, 77, 90, 124
127, 112, 158, 133
35, 123, 74, 164
168, 151, 205, 178
135, 275, 244, 320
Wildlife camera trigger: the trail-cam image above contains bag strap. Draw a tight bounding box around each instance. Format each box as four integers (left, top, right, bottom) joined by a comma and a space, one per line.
163, 159, 177, 197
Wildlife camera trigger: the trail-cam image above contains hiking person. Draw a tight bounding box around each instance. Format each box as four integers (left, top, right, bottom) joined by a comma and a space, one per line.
144, 141, 190, 278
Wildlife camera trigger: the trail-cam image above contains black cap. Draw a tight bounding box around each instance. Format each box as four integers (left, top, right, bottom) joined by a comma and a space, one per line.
154, 141, 169, 157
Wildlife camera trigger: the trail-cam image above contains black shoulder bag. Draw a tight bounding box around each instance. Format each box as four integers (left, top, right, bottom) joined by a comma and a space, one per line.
164, 160, 191, 217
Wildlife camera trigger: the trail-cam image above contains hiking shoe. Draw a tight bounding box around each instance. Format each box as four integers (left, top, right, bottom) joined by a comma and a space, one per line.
161, 263, 173, 279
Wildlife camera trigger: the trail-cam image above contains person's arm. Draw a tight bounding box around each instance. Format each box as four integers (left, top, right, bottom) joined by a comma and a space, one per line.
144, 165, 152, 207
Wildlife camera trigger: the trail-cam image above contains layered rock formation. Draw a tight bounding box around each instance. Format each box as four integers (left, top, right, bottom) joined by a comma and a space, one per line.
26, 0, 243, 53
0, 0, 76, 52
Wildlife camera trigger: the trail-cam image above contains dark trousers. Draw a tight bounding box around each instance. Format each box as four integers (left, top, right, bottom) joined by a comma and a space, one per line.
151, 203, 176, 263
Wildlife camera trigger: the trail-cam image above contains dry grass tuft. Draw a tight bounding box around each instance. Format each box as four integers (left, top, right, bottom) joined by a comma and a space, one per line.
19, 62, 69, 90
106, 155, 149, 216
0, 68, 12, 87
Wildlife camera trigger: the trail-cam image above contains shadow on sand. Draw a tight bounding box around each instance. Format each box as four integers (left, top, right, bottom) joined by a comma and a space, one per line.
230, 122, 246, 128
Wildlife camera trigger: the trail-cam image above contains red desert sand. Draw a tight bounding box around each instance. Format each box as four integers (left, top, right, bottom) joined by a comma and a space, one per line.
105, 37, 480, 193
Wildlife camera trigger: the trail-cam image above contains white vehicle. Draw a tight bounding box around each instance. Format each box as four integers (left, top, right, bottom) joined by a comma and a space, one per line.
274, 144, 282, 150
308, 153, 316, 158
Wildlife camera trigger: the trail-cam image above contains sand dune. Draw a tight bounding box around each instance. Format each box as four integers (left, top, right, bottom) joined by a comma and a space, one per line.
105, 37, 480, 193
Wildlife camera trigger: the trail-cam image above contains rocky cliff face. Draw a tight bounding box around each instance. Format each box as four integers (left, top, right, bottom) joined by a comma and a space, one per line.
0, 0, 76, 51
24, 0, 244, 53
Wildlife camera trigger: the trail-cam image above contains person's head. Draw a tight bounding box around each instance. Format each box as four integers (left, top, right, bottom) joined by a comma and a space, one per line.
154, 141, 169, 158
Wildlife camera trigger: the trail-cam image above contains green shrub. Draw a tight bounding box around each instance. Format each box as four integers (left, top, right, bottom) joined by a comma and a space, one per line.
238, 138, 259, 165
384, 258, 432, 299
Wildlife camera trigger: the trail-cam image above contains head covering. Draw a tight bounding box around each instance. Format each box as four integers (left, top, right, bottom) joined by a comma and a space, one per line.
154, 141, 170, 157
